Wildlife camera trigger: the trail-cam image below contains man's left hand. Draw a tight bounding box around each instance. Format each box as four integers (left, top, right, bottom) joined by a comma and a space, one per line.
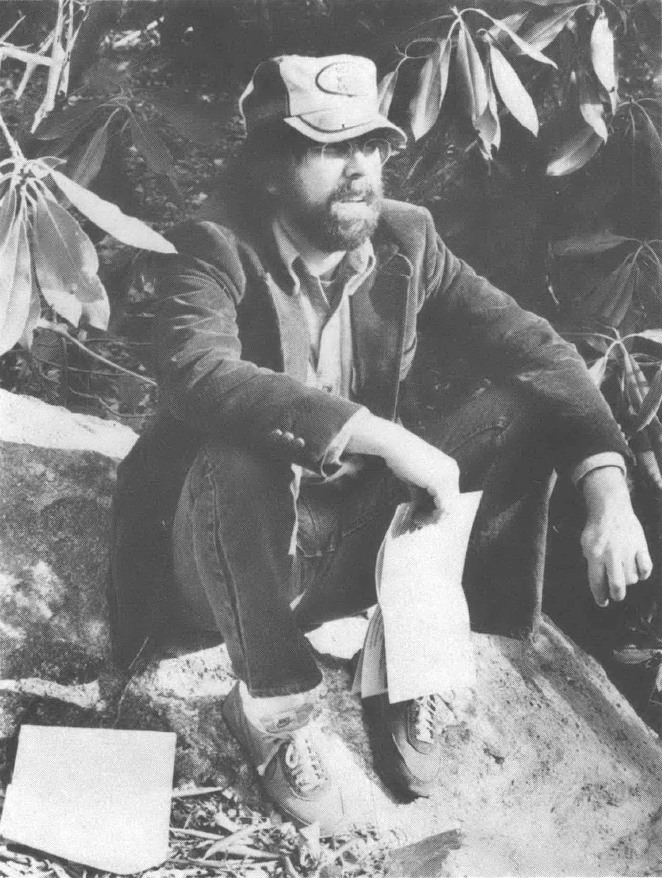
580, 467, 653, 606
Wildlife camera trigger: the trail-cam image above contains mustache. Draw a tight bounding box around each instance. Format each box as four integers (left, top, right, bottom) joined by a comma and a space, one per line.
329, 182, 381, 204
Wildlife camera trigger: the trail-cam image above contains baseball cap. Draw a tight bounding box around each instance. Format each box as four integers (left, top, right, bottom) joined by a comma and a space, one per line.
239, 54, 407, 147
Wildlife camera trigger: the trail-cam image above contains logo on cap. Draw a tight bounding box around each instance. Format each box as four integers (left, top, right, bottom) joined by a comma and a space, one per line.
316, 60, 373, 97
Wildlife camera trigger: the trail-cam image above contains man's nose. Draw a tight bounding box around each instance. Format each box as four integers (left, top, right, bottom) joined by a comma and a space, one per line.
343, 148, 372, 176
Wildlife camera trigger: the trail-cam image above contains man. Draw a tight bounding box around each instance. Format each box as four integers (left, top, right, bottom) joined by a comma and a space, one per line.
108, 54, 651, 834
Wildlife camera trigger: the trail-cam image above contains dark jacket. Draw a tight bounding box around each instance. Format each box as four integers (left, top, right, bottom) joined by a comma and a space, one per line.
108, 197, 630, 669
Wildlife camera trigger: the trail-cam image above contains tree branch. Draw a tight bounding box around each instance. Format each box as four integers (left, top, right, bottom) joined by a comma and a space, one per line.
43, 321, 157, 386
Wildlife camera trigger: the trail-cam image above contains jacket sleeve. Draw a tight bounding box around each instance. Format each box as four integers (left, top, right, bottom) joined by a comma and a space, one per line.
151, 220, 363, 472
418, 208, 632, 473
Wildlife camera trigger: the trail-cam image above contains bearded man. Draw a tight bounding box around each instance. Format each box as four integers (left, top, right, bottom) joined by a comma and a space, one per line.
108, 55, 651, 834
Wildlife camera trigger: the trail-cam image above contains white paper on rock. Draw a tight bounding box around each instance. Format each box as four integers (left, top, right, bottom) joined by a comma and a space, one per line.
353, 492, 482, 704
0, 725, 176, 875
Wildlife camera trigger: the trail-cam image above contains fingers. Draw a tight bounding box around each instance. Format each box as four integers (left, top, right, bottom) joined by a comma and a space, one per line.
606, 560, 627, 603
587, 548, 652, 607
582, 511, 653, 607
587, 557, 609, 607
636, 547, 653, 581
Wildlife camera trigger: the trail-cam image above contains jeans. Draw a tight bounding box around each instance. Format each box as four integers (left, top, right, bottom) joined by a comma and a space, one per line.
171, 383, 556, 697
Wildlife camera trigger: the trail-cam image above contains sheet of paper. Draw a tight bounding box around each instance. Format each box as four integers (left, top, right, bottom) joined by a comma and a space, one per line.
0, 725, 176, 875
378, 493, 482, 704
351, 605, 387, 698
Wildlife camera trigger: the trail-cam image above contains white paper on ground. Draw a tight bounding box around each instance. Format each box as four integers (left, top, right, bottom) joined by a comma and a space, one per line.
0, 725, 176, 875
352, 492, 482, 704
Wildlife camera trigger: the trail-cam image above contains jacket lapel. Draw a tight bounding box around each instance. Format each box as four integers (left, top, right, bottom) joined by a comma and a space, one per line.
351, 240, 413, 420
205, 197, 415, 409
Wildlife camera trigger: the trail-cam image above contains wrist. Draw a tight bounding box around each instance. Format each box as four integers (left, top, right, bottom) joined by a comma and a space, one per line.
581, 465, 630, 515
345, 414, 409, 458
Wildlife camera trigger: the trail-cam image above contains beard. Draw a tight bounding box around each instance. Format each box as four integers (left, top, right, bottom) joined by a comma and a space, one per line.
288, 179, 383, 252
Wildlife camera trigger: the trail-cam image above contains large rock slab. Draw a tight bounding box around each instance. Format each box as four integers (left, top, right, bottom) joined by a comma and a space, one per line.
2, 387, 662, 875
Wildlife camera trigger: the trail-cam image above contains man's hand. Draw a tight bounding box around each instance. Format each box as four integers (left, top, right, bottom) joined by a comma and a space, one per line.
580, 467, 653, 606
345, 413, 460, 523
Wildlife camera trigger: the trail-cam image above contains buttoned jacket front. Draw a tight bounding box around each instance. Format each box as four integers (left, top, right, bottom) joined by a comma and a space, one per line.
108, 196, 630, 669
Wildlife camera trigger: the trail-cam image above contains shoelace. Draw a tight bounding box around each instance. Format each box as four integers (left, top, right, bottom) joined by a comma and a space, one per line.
413, 693, 441, 744
283, 726, 327, 793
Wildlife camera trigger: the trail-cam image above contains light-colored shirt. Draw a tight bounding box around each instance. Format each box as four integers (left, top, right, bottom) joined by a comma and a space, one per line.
271, 220, 625, 487
272, 219, 374, 399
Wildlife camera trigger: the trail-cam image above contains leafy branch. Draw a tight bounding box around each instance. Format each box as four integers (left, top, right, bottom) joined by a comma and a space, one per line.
380, 1, 622, 174
0, 145, 175, 357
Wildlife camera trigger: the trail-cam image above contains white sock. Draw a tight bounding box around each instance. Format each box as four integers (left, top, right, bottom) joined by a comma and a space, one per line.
238, 681, 318, 729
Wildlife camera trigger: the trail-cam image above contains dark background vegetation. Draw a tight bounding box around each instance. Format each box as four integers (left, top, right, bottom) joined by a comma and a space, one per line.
0, 0, 660, 728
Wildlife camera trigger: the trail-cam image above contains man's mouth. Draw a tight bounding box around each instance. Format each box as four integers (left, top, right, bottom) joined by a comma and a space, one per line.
334, 190, 374, 205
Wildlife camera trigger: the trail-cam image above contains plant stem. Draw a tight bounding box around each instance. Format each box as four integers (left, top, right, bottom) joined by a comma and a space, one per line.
0, 110, 21, 160
43, 321, 157, 386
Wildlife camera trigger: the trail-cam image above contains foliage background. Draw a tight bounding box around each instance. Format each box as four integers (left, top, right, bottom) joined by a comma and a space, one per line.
0, 0, 660, 724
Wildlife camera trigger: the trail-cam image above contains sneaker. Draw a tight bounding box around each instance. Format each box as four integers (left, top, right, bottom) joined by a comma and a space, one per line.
221, 682, 345, 835
364, 692, 447, 799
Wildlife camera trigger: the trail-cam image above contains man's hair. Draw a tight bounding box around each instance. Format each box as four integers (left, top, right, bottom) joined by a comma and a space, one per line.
221, 122, 312, 219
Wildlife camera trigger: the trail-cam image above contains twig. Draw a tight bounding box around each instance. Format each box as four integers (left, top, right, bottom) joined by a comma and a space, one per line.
59, 0, 75, 95
172, 786, 228, 799
202, 826, 257, 858
171, 828, 225, 841
0, 109, 22, 159
0, 44, 57, 68
166, 859, 232, 873
32, 0, 67, 131
0, 14, 25, 44
216, 845, 278, 861
44, 322, 157, 386
280, 855, 298, 878
15, 30, 55, 100
169, 855, 278, 867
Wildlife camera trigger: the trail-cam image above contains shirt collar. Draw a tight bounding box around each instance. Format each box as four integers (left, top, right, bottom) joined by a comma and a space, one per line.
272, 218, 375, 296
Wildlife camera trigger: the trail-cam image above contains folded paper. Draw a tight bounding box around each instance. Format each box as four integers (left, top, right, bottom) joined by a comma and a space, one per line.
353, 492, 482, 704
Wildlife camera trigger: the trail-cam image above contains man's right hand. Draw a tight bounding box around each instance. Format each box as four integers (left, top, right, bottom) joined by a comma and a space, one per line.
345, 413, 460, 522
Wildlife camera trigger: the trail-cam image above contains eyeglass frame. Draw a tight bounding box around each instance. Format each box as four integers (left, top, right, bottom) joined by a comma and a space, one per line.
302, 135, 397, 165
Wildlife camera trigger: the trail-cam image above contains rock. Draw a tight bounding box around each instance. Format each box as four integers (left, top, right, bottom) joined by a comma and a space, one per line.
2, 387, 662, 874
0, 388, 137, 459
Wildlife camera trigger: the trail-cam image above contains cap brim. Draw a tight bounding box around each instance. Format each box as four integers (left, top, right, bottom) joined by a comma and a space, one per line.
284, 113, 407, 148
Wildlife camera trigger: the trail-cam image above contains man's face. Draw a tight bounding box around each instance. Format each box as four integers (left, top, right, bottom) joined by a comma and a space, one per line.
274, 135, 387, 252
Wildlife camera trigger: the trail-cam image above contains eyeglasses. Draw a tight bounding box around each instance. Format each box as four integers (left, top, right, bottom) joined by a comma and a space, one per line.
305, 137, 395, 165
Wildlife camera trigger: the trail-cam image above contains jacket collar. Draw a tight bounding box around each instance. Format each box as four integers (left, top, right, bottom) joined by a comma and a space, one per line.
271, 218, 375, 296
